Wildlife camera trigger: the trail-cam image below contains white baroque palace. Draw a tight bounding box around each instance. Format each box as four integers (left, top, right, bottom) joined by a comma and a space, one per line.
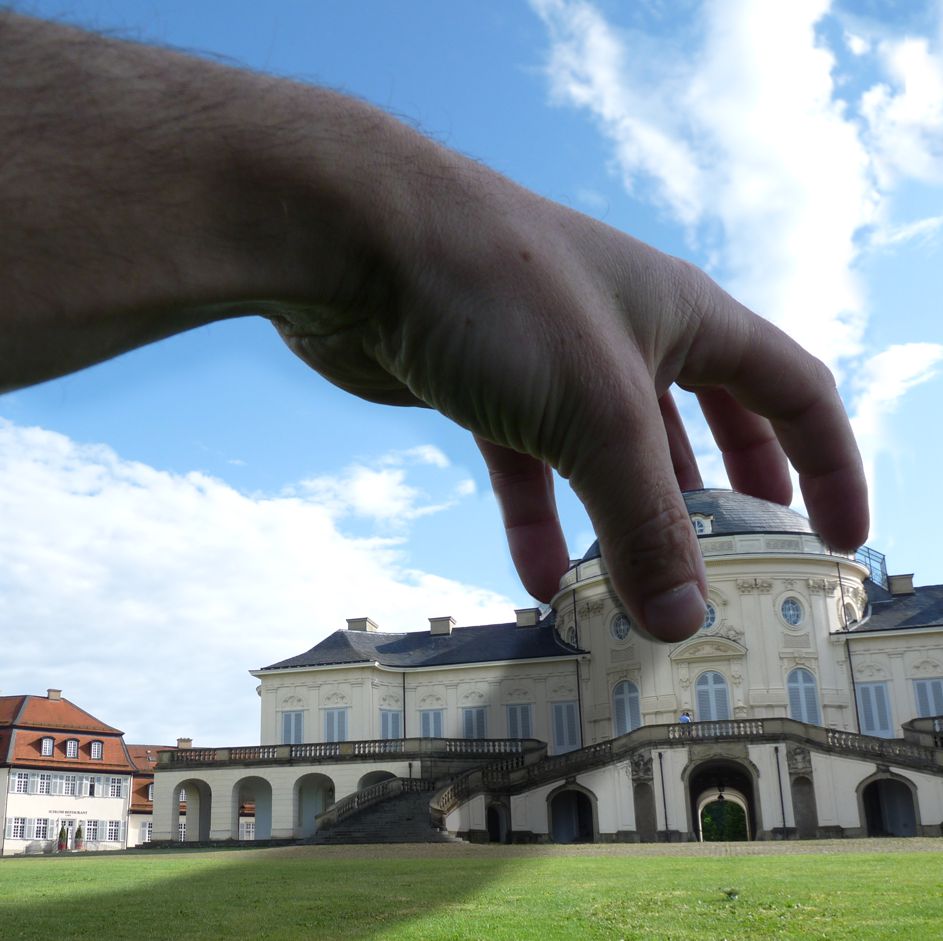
152, 490, 943, 844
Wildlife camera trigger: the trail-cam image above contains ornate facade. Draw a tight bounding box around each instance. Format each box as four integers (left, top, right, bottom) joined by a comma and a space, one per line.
152, 490, 943, 844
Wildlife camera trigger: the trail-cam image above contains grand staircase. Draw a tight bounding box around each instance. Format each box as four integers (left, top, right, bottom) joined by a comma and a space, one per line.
312, 782, 456, 844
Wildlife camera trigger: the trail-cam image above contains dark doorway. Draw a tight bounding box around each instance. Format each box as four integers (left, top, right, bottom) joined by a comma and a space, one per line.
486, 804, 509, 843
549, 790, 594, 843
863, 779, 917, 837
791, 775, 818, 839
688, 760, 757, 841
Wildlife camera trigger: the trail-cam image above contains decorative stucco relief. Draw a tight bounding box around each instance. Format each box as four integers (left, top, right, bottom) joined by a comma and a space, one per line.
322, 691, 349, 707
417, 693, 445, 709
737, 579, 772, 594
577, 600, 605, 619
630, 751, 653, 782
786, 745, 813, 775
910, 658, 943, 676
807, 578, 838, 595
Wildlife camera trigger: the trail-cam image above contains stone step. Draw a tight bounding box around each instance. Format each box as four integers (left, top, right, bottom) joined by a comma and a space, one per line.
312, 789, 456, 845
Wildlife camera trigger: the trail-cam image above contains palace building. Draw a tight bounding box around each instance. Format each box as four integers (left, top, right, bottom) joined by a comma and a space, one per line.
151, 489, 943, 845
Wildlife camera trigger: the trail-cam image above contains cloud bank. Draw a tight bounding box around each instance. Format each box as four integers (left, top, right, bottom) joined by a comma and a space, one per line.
0, 422, 511, 745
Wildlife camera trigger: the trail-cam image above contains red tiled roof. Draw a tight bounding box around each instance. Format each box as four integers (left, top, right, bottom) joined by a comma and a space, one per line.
126, 743, 173, 772
0, 694, 132, 772
0, 695, 122, 734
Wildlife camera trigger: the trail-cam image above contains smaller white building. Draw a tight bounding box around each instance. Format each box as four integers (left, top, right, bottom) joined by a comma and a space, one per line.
0, 689, 135, 855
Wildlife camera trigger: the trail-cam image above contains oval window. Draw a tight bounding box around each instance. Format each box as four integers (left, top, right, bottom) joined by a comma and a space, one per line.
781, 596, 803, 626
610, 613, 632, 641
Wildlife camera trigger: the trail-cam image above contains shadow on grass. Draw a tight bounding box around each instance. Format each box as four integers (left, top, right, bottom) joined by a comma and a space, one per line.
0, 844, 514, 941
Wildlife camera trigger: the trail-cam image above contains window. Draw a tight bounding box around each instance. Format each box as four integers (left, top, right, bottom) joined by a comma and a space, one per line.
106, 820, 122, 841
915, 678, 943, 717
420, 709, 444, 738
84, 775, 102, 797
858, 681, 893, 738
86, 820, 99, 841
37, 773, 51, 795
140, 821, 152, 844
462, 707, 487, 739
178, 787, 187, 804
702, 602, 717, 632
239, 820, 256, 840
34, 818, 48, 840
507, 703, 533, 739
787, 668, 821, 725
40, 737, 54, 756
610, 613, 632, 642
324, 708, 348, 743
63, 775, 77, 796
11, 818, 26, 839
280, 710, 304, 745
612, 681, 641, 736
147, 783, 154, 802
780, 597, 804, 627
551, 701, 580, 754
695, 671, 731, 721
65, 739, 79, 758
177, 822, 187, 841
691, 514, 713, 534
13, 772, 29, 794
380, 709, 402, 740
90, 741, 103, 760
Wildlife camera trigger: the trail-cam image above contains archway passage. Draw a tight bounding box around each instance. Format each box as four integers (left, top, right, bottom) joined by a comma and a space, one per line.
688, 760, 757, 841
176, 779, 212, 843
358, 770, 396, 791
549, 789, 594, 844
295, 773, 335, 839
863, 779, 917, 837
700, 799, 748, 841
233, 776, 273, 841
486, 804, 510, 844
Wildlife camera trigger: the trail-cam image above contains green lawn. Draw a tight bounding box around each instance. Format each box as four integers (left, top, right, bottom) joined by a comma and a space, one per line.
1, 844, 941, 940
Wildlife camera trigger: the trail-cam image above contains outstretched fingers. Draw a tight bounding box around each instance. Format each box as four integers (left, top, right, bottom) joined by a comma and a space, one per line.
475, 436, 570, 603
684, 292, 868, 551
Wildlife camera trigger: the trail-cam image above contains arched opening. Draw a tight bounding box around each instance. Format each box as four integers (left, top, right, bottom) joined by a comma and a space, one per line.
175, 779, 212, 843
632, 782, 657, 843
232, 776, 273, 841
862, 778, 918, 837
548, 787, 595, 844
698, 792, 750, 841
358, 770, 396, 791
294, 773, 335, 839
688, 759, 758, 841
486, 803, 510, 844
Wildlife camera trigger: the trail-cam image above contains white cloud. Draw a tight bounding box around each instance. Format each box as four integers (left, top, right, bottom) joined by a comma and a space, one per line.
532, 0, 943, 523
861, 36, 943, 186
0, 422, 513, 745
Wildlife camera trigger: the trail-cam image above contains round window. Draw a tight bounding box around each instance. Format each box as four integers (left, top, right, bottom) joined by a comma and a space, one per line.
781, 596, 803, 626
702, 602, 716, 631
610, 613, 632, 641
842, 602, 857, 626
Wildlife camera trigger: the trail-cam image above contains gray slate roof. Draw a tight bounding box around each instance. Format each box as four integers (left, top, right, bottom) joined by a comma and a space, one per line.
259, 613, 581, 672
854, 584, 943, 633
581, 488, 813, 562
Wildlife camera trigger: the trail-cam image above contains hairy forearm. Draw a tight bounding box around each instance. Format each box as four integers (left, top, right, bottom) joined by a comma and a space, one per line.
0, 11, 427, 391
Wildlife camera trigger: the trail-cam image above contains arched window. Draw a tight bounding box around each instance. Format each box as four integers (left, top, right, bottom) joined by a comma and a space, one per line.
695, 672, 731, 721
787, 668, 821, 725
612, 681, 641, 736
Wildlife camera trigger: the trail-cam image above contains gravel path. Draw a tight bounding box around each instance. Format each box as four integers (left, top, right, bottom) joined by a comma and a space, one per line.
257, 837, 943, 861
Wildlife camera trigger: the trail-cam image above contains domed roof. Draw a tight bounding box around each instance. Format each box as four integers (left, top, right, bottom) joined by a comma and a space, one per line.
580, 488, 814, 562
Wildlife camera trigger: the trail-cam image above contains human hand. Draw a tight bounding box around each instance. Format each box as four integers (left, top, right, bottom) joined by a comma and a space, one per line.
271, 133, 869, 641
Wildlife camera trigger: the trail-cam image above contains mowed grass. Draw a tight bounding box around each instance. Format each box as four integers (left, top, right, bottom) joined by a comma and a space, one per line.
1, 843, 942, 940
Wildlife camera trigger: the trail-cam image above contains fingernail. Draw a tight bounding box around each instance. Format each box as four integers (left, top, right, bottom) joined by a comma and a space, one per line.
642, 582, 708, 642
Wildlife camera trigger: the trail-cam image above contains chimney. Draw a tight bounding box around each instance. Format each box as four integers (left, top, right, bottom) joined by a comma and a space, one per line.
47, 688, 62, 701
887, 574, 915, 596
429, 616, 455, 636
515, 607, 540, 628
176, 737, 193, 750
346, 617, 379, 632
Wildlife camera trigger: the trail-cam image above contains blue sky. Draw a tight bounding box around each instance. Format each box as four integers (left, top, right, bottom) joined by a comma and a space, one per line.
2, 0, 941, 745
